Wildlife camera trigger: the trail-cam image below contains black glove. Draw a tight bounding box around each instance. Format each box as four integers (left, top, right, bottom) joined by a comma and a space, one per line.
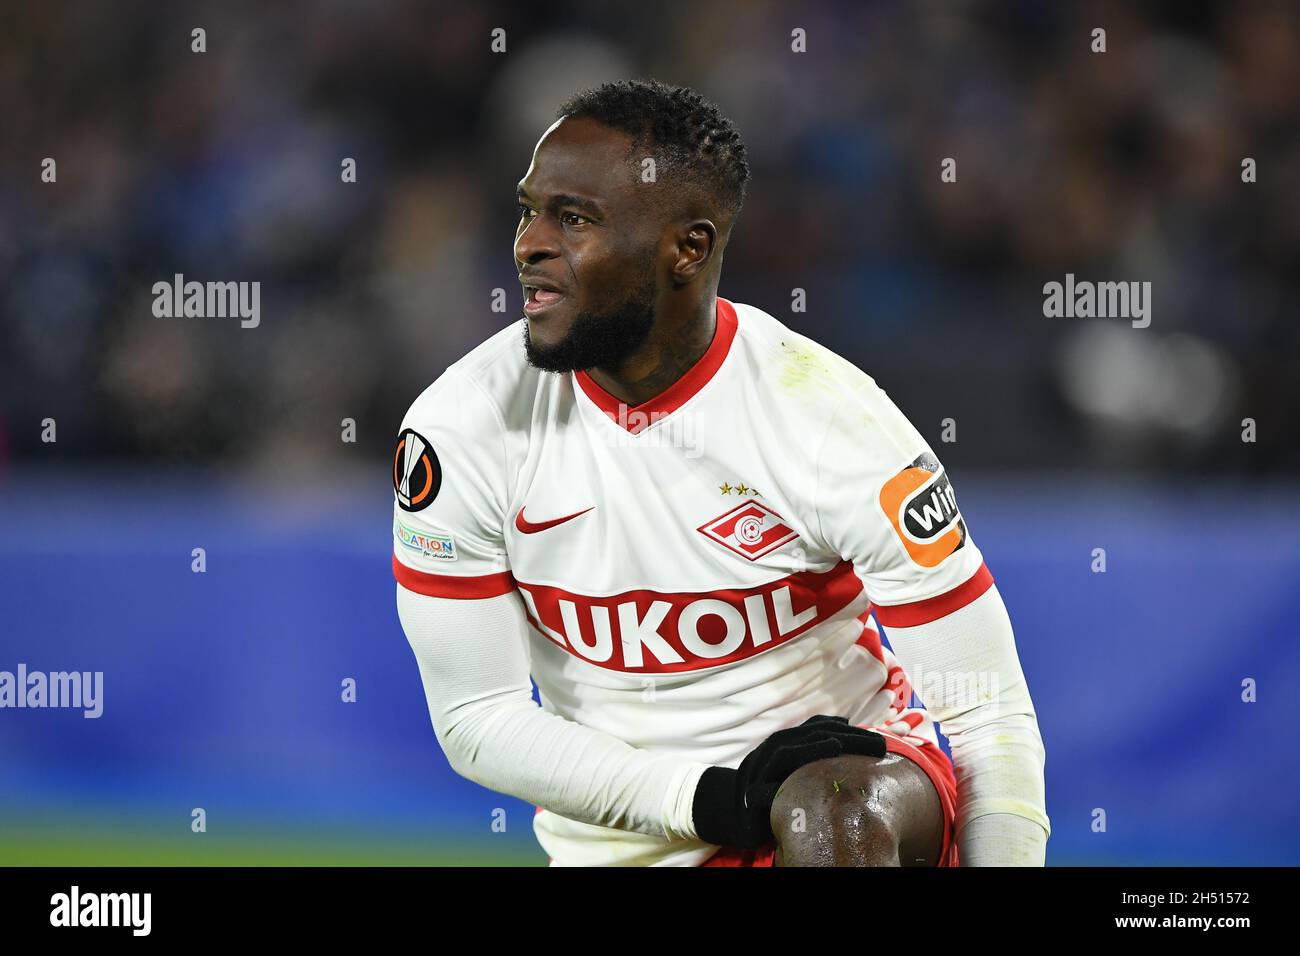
691, 715, 887, 849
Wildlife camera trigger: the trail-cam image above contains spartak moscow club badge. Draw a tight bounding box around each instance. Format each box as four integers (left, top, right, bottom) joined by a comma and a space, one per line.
698, 501, 799, 561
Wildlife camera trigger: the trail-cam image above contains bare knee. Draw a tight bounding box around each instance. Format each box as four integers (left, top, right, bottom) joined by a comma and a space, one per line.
770, 753, 941, 867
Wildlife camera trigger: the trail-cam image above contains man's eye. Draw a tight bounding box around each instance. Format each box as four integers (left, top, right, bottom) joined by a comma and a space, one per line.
561, 212, 590, 226
517, 204, 536, 220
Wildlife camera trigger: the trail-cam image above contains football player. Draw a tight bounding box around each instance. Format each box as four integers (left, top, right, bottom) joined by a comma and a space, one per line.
392, 79, 1049, 866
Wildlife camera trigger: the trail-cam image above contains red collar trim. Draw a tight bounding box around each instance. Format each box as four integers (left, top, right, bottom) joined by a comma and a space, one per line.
574, 297, 739, 435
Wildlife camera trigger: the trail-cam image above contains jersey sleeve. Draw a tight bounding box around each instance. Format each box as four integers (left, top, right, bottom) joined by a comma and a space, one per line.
391, 372, 515, 599
813, 376, 992, 624
397, 585, 709, 842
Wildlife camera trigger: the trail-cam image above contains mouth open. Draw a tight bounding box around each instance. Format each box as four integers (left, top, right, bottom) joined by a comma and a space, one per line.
524, 286, 565, 317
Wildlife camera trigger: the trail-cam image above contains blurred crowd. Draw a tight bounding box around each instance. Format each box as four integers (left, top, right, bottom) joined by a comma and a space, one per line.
1, 0, 1297, 478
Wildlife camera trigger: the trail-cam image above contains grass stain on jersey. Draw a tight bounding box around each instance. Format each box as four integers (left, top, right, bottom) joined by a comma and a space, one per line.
776, 340, 838, 398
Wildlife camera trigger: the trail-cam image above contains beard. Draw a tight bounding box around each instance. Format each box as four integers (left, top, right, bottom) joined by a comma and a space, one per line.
523, 272, 657, 374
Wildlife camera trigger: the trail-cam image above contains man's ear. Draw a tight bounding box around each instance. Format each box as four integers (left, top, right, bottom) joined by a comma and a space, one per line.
670, 219, 718, 285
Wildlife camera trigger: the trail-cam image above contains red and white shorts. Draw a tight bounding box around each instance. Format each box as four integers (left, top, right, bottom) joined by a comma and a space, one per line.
702, 727, 959, 867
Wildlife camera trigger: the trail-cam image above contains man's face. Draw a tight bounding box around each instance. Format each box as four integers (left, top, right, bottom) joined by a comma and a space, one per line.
515, 116, 662, 372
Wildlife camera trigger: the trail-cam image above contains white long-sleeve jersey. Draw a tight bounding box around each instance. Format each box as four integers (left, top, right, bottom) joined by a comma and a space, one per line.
392, 297, 1050, 865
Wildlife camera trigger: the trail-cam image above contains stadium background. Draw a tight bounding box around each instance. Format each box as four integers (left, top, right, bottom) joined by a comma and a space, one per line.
1, 0, 1297, 865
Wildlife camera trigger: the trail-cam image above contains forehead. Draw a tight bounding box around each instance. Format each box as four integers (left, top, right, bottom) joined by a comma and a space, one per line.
518, 116, 640, 204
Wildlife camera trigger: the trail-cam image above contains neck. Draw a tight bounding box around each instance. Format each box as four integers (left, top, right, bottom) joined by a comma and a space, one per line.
585, 295, 717, 407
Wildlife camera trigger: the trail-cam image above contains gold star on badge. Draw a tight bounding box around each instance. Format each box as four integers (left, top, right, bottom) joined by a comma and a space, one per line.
719, 482, 733, 495
736, 483, 750, 496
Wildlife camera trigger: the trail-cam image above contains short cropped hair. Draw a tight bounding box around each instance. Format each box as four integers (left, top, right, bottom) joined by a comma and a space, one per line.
556, 78, 750, 226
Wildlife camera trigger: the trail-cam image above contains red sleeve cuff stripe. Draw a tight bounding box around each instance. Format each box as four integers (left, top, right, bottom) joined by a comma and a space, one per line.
392, 554, 516, 599
872, 562, 994, 627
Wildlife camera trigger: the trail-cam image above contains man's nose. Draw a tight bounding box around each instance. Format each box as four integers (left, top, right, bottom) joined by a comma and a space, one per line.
514, 213, 561, 265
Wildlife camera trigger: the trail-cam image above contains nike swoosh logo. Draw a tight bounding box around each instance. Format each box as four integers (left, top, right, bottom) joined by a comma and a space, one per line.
515, 506, 595, 535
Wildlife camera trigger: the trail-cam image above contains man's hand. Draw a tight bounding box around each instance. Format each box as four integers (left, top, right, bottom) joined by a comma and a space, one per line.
691, 716, 887, 849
